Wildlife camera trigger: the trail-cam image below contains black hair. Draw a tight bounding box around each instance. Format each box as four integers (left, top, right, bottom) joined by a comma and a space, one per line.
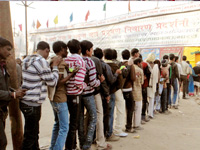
163, 55, 169, 60
37, 41, 50, 50
112, 49, 117, 60
104, 48, 113, 60
134, 58, 142, 65
161, 59, 168, 67
80, 40, 93, 55
121, 49, 130, 60
0, 37, 13, 48
67, 39, 81, 54
154, 59, 161, 73
139, 54, 143, 60
182, 55, 187, 61
94, 48, 103, 59
186, 61, 190, 64
52, 41, 67, 54
175, 56, 179, 62
131, 48, 139, 56
169, 53, 175, 60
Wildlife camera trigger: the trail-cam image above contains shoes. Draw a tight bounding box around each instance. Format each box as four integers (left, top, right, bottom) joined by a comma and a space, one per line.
133, 126, 144, 130
148, 116, 154, 119
102, 144, 112, 150
174, 105, 178, 109
141, 120, 146, 125
106, 134, 120, 141
142, 117, 150, 122
115, 132, 128, 137
125, 128, 137, 133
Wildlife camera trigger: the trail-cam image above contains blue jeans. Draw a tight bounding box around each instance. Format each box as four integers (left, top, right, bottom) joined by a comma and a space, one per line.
78, 95, 97, 150
169, 79, 178, 105
50, 102, 69, 150
103, 93, 115, 138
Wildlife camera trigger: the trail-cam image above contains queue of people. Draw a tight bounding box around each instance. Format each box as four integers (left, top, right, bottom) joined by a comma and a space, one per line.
1, 36, 200, 150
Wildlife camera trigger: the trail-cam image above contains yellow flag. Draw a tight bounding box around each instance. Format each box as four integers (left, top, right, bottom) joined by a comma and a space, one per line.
54, 15, 58, 25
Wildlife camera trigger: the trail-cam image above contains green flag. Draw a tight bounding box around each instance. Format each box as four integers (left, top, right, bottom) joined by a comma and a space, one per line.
103, 3, 106, 11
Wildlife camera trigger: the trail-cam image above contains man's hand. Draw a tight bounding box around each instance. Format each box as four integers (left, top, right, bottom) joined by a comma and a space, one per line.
115, 69, 122, 75
12, 89, 27, 99
52, 56, 62, 67
98, 74, 105, 83
105, 95, 110, 103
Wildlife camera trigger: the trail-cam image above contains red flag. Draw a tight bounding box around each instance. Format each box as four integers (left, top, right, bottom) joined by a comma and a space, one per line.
85, 10, 90, 22
46, 20, 49, 28
36, 20, 41, 29
18, 24, 22, 31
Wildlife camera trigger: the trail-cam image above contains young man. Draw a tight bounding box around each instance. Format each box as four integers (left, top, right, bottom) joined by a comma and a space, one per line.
128, 48, 139, 65
133, 58, 144, 130
0, 37, 26, 150
20, 41, 62, 150
64, 39, 86, 150
49, 41, 77, 150
91, 51, 112, 150
120, 50, 136, 133
78, 40, 104, 150
168, 54, 179, 109
94, 48, 121, 141
180, 56, 190, 99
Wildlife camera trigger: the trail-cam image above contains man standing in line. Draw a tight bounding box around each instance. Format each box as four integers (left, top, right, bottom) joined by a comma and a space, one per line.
0, 37, 26, 150
180, 56, 190, 99
20, 41, 62, 150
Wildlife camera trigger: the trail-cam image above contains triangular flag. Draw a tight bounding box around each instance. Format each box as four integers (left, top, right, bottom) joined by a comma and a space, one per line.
32, 20, 35, 28
103, 3, 106, 11
70, 13, 73, 22
18, 24, 22, 31
36, 20, 41, 29
46, 20, 49, 28
85, 10, 90, 22
128, 1, 131, 12
54, 15, 58, 25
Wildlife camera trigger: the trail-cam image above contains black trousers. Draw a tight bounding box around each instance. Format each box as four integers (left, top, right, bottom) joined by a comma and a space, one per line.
181, 75, 188, 98
123, 91, 134, 129
161, 88, 167, 112
142, 88, 148, 117
0, 119, 6, 150
166, 83, 170, 110
65, 95, 81, 150
20, 102, 41, 150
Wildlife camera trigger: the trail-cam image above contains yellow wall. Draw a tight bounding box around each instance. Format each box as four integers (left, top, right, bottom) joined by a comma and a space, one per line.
183, 47, 200, 67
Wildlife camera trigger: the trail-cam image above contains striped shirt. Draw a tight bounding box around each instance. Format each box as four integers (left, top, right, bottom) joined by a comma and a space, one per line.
21, 54, 59, 106
64, 54, 87, 95
82, 56, 100, 95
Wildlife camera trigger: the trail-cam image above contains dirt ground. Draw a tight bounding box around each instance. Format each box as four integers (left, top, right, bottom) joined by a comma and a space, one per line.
5, 95, 200, 150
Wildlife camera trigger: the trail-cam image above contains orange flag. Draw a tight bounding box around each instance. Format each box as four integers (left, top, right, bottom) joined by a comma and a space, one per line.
128, 0, 131, 12
46, 20, 49, 28
36, 20, 41, 29
85, 10, 90, 22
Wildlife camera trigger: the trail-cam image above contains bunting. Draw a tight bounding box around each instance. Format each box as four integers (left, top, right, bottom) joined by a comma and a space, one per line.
85, 10, 90, 22
46, 20, 49, 28
54, 15, 58, 25
36, 20, 41, 29
18, 24, 22, 31
128, 0, 131, 12
103, 3, 106, 11
70, 13, 73, 22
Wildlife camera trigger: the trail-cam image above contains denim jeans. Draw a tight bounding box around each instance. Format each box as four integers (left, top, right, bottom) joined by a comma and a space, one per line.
78, 95, 97, 150
103, 93, 115, 138
20, 102, 41, 150
161, 88, 167, 112
65, 95, 81, 150
123, 91, 134, 130
169, 79, 178, 105
0, 119, 6, 150
50, 102, 69, 150
155, 84, 163, 110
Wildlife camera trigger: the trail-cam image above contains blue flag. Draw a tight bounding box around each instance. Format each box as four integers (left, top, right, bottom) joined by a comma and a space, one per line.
70, 13, 73, 22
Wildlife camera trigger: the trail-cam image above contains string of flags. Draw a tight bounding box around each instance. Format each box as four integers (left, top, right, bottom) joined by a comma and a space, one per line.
18, 2, 132, 30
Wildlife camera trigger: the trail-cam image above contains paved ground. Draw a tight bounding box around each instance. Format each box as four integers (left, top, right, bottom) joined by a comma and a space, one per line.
5, 96, 200, 150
